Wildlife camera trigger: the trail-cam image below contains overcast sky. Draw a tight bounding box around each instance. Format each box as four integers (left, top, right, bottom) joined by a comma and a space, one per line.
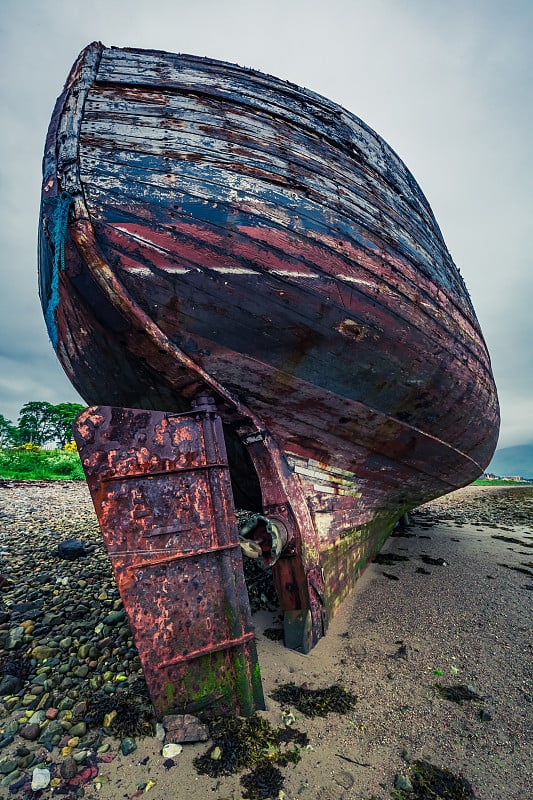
0, 0, 531, 450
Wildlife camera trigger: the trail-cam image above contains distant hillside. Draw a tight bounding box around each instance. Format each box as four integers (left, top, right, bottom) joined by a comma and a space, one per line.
487, 444, 533, 479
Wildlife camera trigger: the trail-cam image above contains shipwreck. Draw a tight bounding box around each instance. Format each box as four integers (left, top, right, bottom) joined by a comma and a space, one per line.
38, 42, 499, 718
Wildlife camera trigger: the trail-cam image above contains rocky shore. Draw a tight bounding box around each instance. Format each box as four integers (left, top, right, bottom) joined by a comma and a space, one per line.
0, 481, 532, 800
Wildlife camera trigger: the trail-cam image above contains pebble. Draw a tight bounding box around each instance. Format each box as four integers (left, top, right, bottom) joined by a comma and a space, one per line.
120, 737, 137, 756
60, 755, 78, 779
31, 766, 51, 790
162, 743, 183, 758
0, 484, 153, 790
19, 724, 40, 741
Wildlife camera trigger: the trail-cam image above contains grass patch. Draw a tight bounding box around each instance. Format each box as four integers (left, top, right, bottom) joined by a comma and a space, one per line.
472, 479, 529, 485
0, 447, 84, 480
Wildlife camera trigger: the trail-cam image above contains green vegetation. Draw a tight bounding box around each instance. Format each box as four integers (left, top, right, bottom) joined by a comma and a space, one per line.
0, 445, 84, 481
0, 401, 84, 447
0, 400, 86, 481
472, 478, 529, 485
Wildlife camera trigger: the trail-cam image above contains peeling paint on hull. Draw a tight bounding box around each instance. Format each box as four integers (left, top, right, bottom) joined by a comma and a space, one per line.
38, 43, 499, 676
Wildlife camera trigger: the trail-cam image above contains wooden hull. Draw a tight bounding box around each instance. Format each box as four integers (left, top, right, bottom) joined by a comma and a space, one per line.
39, 43, 499, 634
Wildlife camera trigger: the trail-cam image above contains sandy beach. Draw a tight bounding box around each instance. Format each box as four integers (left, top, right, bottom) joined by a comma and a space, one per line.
0, 482, 531, 799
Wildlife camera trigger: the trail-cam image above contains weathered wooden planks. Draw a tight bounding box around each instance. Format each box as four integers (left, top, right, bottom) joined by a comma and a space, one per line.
39, 43, 499, 659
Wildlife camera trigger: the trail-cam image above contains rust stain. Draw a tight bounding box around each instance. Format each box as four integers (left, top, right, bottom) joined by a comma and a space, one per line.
73, 397, 264, 718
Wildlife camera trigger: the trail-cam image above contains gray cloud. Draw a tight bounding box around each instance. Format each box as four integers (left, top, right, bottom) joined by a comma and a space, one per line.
1, 0, 531, 447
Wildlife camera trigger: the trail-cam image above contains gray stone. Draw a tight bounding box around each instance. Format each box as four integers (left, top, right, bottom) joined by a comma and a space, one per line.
0, 675, 21, 695
60, 756, 78, 780
38, 721, 63, 743
19, 723, 40, 741
120, 737, 137, 756
104, 610, 126, 625
58, 540, 87, 560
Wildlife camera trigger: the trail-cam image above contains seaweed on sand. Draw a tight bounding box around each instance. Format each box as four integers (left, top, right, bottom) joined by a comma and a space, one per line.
271, 682, 357, 717
193, 713, 308, 779
435, 684, 483, 704
394, 759, 477, 799
85, 682, 155, 737
240, 762, 285, 800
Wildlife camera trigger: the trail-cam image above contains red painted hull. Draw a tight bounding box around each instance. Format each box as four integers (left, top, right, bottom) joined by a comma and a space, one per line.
39, 43, 499, 631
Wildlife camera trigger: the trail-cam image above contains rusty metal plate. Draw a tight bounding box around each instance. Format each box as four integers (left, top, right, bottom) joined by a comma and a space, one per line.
73, 397, 264, 718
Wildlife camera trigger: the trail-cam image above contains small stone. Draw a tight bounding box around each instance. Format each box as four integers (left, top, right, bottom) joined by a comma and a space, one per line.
21, 694, 39, 708
57, 540, 87, 560
31, 766, 51, 791
0, 735, 14, 750
3, 720, 18, 735
0, 758, 18, 775
78, 644, 91, 660
45, 708, 59, 720
72, 701, 87, 717
161, 743, 183, 758
60, 756, 78, 779
38, 720, 63, 743
0, 675, 21, 695
0, 768, 20, 786
31, 645, 58, 660
28, 711, 46, 725
480, 708, 493, 721
334, 769, 355, 790
121, 737, 137, 756
36, 692, 51, 711
19, 723, 40, 741
104, 610, 126, 625
68, 721, 86, 737
103, 710, 117, 728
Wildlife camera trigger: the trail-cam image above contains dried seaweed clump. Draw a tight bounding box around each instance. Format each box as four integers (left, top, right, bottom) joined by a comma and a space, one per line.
394, 760, 477, 799
241, 762, 285, 800
85, 684, 155, 737
243, 557, 279, 613
193, 713, 307, 781
262, 627, 284, 641
271, 682, 357, 717
435, 684, 482, 704
0, 652, 32, 683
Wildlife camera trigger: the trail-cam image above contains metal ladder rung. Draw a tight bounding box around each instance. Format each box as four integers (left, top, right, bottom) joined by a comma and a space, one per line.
159, 630, 256, 668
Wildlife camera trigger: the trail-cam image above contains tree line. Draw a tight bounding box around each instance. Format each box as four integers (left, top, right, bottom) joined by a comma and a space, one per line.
0, 402, 85, 448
